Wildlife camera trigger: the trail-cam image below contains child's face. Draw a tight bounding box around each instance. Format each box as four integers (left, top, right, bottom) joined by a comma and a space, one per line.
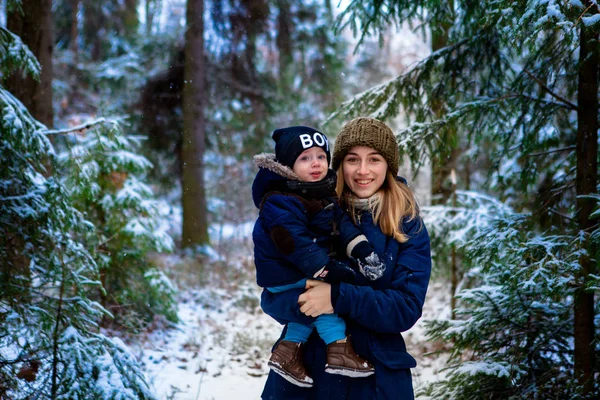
292, 147, 328, 182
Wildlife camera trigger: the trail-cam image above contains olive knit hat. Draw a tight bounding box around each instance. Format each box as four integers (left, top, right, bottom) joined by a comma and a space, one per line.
332, 117, 400, 176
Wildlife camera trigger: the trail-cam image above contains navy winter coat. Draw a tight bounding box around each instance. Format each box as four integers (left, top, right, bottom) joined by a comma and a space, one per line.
252, 155, 361, 288
260, 210, 432, 400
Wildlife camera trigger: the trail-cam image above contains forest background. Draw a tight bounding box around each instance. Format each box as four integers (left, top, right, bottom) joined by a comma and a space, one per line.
1, 0, 599, 399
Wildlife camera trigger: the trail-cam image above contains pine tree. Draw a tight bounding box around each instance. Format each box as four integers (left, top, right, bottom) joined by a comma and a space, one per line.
0, 24, 156, 399
423, 193, 597, 398
56, 118, 177, 331
333, 1, 599, 397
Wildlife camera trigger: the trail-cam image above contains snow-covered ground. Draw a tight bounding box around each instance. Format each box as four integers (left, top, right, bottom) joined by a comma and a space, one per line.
138, 284, 279, 400
134, 237, 450, 400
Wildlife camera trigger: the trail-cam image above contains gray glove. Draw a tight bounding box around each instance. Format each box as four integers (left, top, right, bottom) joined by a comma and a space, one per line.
351, 240, 386, 280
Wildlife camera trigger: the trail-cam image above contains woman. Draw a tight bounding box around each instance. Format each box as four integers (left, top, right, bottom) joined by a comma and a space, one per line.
260, 117, 432, 400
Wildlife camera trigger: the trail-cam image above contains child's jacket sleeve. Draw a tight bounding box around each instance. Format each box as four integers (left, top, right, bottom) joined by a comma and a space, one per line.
259, 194, 330, 278
333, 206, 365, 255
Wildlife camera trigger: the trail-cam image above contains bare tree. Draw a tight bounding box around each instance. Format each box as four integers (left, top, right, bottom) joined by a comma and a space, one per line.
6, 0, 54, 128
573, 13, 598, 394
181, 0, 209, 248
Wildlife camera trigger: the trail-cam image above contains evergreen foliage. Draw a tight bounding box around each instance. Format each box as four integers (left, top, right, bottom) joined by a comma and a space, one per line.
56, 119, 177, 331
50, 0, 350, 237
0, 86, 156, 400
423, 190, 511, 278
335, 0, 599, 397
0, 26, 41, 78
1, 26, 157, 398
424, 199, 594, 398
139, 0, 348, 162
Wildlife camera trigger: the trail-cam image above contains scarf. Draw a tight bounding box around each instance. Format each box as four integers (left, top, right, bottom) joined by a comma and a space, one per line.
347, 192, 382, 212
285, 168, 337, 199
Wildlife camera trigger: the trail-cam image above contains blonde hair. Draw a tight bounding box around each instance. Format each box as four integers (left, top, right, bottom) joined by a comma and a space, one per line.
336, 169, 419, 243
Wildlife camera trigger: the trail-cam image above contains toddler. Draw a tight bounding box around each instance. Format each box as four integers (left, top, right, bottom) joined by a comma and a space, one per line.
252, 126, 385, 387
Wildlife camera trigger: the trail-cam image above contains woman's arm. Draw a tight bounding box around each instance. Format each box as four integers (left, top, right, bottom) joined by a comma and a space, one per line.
260, 287, 315, 325
297, 217, 431, 333
333, 217, 431, 333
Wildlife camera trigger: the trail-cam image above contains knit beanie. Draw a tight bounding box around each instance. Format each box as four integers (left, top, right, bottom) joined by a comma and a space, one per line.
332, 117, 399, 176
272, 126, 331, 169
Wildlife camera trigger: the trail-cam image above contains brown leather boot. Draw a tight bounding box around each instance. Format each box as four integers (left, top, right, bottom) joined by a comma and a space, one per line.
268, 340, 314, 387
325, 336, 375, 377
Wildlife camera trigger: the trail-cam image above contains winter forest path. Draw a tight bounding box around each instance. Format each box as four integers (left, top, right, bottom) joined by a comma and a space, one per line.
132, 237, 449, 399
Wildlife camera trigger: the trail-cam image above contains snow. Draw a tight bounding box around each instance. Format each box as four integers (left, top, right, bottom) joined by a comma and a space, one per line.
136, 286, 278, 399
545, 1, 565, 22
132, 251, 450, 399
582, 14, 600, 27
454, 361, 513, 378
570, 0, 585, 8
209, 221, 254, 244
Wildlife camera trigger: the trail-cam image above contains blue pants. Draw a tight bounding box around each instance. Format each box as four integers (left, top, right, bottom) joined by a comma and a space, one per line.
267, 279, 346, 345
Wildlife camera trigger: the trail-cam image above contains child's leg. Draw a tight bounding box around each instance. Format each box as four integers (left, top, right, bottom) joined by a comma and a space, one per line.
265, 278, 307, 294
283, 323, 314, 343
266, 278, 314, 387
313, 313, 346, 345
266, 279, 314, 342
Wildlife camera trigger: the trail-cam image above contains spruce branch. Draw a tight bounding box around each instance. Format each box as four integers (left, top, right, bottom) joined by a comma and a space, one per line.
547, 208, 576, 222
213, 71, 264, 98
45, 118, 112, 136
527, 146, 576, 157
521, 68, 578, 111
575, 2, 600, 27
51, 250, 67, 399
0, 27, 41, 79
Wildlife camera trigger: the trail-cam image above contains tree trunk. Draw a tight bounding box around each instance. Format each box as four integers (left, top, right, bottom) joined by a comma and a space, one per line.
276, 0, 292, 78
6, 0, 54, 128
450, 169, 458, 320
121, 0, 139, 38
145, 0, 157, 36
182, 0, 209, 248
70, 0, 79, 58
430, 0, 458, 204
83, 2, 104, 60
429, 0, 462, 315
573, 16, 598, 396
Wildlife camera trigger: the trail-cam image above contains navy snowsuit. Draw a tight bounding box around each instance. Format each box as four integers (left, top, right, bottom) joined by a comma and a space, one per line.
260, 203, 432, 399
252, 162, 361, 289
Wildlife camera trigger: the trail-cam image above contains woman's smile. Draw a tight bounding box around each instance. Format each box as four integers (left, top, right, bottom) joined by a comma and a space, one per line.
355, 179, 373, 186
342, 146, 388, 198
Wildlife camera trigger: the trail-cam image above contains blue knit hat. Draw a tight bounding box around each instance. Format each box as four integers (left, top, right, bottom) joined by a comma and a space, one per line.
272, 126, 331, 169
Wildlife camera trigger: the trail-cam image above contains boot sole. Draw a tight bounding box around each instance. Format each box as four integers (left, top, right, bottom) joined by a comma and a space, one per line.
324, 365, 375, 378
268, 361, 314, 388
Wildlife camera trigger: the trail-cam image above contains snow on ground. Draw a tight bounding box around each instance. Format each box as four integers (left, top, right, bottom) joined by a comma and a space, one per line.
135, 238, 451, 399
138, 284, 279, 400
405, 280, 452, 393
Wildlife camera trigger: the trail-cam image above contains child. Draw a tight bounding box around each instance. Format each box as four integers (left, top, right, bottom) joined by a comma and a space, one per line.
252, 126, 385, 387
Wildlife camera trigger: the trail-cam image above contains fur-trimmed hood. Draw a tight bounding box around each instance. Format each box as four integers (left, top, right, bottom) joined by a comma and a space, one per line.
252, 153, 337, 209
253, 153, 301, 181
252, 153, 299, 209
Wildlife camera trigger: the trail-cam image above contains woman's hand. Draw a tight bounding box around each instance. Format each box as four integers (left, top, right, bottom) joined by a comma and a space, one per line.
298, 279, 334, 317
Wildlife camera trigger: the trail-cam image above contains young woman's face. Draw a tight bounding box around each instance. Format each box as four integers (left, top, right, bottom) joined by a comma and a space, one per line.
342, 146, 388, 198
292, 147, 328, 182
